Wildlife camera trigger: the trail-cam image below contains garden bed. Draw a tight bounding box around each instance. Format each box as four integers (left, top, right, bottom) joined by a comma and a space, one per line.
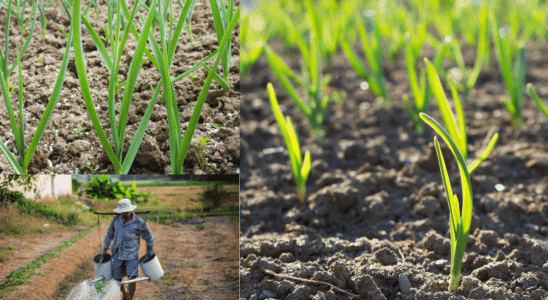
240, 37, 548, 299
0, 0, 240, 175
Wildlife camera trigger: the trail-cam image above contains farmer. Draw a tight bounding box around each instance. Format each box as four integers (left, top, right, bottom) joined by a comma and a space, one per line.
102, 199, 155, 300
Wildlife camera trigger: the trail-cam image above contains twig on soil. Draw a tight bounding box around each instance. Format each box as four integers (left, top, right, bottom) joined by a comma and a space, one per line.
398, 249, 405, 263
262, 269, 362, 299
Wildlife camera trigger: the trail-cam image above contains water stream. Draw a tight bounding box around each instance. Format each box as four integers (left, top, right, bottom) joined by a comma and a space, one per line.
65, 280, 122, 300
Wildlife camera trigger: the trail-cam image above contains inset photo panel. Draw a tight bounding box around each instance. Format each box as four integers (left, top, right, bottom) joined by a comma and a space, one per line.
0, 174, 239, 299
0, 0, 240, 175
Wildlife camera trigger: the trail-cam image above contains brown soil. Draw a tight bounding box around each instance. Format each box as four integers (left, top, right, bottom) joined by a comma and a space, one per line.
1, 216, 238, 299
240, 39, 548, 299
0, 0, 240, 175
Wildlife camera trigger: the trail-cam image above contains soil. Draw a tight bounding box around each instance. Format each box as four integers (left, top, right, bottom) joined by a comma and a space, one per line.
240, 39, 548, 299
0, 0, 240, 175
0, 216, 239, 299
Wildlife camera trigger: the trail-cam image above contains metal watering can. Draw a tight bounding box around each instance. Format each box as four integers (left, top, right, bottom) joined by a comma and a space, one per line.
91, 253, 164, 285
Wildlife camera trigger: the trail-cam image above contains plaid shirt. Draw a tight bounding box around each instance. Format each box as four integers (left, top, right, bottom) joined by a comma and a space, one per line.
103, 213, 154, 260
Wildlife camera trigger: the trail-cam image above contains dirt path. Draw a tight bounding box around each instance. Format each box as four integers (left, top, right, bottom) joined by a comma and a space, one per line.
1, 216, 238, 300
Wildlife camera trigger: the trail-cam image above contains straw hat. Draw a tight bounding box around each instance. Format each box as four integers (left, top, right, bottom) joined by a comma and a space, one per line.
114, 199, 137, 213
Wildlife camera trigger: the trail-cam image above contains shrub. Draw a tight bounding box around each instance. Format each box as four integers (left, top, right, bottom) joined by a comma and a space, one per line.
201, 183, 230, 209
85, 175, 148, 204
72, 178, 83, 195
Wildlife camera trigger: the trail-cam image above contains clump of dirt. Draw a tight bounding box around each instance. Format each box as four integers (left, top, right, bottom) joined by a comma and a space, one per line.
0, 0, 240, 174
240, 39, 548, 299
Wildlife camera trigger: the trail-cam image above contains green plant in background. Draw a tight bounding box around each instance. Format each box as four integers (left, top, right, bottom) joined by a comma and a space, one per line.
69, 0, 161, 174
340, 9, 389, 105
489, 9, 527, 127
37, 0, 47, 41
209, 0, 235, 83
264, 33, 331, 141
0, 12, 72, 174
73, 127, 86, 137
420, 112, 473, 293
402, 33, 451, 134
85, 175, 148, 203
1, 0, 37, 42
240, 8, 267, 78
201, 182, 229, 208
195, 223, 204, 230
193, 137, 210, 170
86, 162, 99, 173
445, 6, 489, 99
527, 83, 548, 120
267, 83, 311, 204
425, 58, 499, 173
177, 0, 198, 41
85, 175, 120, 200
71, 178, 82, 194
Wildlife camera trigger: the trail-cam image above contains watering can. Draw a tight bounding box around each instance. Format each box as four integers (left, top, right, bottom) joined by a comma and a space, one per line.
91, 253, 164, 285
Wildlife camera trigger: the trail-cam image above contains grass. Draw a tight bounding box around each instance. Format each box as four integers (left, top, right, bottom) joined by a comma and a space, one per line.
0, 202, 65, 236
0, 250, 10, 263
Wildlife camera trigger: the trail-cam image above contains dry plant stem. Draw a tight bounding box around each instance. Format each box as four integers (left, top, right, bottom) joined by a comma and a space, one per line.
263, 269, 362, 299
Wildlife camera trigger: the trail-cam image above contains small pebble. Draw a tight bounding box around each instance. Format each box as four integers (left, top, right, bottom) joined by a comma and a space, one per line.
494, 184, 505, 191
398, 273, 412, 293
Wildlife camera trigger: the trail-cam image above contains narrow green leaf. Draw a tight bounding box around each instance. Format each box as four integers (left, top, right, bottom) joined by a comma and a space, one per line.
528, 83, 548, 120
433, 137, 459, 242
82, 15, 113, 73
285, 116, 302, 168
468, 132, 499, 174
449, 81, 467, 159
72, 0, 121, 172
425, 58, 460, 148
0, 140, 22, 174
117, 0, 158, 160
202, 63, 230, 91
300, 150, 311, 184
121, 81, 162, 174
17, 49, 24, 162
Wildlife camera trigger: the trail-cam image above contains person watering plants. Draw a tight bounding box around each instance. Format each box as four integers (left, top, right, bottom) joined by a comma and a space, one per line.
102, 199, 155, 300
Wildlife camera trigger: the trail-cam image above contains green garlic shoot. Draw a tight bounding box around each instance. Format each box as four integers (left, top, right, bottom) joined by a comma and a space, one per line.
420, 112, 472, 293
267, 83, 311, 204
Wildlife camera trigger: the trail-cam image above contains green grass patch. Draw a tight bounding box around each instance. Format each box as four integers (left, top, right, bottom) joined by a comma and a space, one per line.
0, 250, 10, 263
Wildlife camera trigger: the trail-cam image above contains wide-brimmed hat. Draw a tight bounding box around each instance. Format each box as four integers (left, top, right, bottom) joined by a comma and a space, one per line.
114, 199, 137, 213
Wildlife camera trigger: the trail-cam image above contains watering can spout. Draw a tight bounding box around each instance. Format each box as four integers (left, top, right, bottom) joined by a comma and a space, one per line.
120, 277, 150, 285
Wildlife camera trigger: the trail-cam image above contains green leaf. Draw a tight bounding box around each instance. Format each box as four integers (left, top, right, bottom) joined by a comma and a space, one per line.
528, 83, 548, 120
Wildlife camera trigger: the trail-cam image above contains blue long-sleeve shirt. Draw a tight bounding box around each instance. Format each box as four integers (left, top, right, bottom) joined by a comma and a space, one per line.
103, 213, 154, 260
